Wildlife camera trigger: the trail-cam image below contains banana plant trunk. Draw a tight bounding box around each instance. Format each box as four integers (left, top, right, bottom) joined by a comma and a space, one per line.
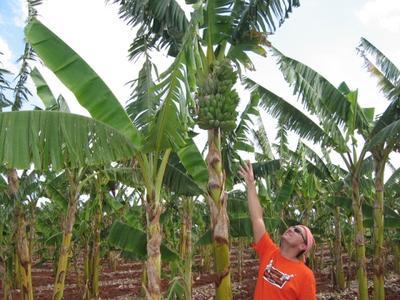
52, 171, 80, 300
180, 196, 193, 299
14, 252, 22, 290
372, 155, 386, 300
2, 258, 11, 300
201, 245, 212, 273
206, 128, 232, 300
145, 195, 162, 300
394, 243, 400, 274
238, 238, 244, 285
333, 206, 346, 290
8, 169, 34, 300
303, 197, 315, 269
90, 192, 103, 298
83, 244, 90, 299
351, 172, 369, 300
139, 150, 171, 300
16, 209, 34, 300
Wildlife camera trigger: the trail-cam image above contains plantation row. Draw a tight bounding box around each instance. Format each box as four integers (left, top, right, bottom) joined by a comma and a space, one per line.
0, 1, 399, 300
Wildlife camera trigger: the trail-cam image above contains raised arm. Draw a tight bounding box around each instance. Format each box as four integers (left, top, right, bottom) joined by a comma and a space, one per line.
238, 160, 266, 243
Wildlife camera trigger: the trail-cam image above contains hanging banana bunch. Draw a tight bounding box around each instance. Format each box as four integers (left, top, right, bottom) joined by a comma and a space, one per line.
196, 59, 239, 131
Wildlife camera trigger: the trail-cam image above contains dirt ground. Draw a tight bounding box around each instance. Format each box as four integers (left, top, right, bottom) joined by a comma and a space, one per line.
1, 247, 400, 299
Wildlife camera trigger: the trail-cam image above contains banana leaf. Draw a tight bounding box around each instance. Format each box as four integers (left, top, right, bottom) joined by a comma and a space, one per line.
25, 18, 142, 147
163, 153, 204, 196
30, 67, 57, 109
177, 141, 208, 189
108, 221, 179, 261
0, 111, 136, 170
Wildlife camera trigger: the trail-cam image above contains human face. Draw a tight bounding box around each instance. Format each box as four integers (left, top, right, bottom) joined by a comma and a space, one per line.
292, 226, 307, 245
282, 226, 307, 246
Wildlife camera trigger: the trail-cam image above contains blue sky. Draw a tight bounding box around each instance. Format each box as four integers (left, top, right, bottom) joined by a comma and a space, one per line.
0, 0, 399, 167
0, 0, 25, 71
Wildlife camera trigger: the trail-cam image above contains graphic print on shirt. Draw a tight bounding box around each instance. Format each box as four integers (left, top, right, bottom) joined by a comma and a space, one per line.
263, 259, 295, 289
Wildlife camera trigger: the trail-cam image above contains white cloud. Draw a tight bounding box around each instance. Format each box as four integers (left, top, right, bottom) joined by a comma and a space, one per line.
357, 0, 400, 33
33, 0, 176, 115
0, 37, 18, 73
34, 0, 139, 114
11, 0, 27, 27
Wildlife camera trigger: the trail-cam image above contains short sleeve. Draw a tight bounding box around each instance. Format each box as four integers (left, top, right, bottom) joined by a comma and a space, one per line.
252, 232, 278, 258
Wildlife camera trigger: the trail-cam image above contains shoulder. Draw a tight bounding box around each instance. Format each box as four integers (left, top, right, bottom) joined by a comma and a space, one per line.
299, 264, 316, 282
252, 232, 278, 257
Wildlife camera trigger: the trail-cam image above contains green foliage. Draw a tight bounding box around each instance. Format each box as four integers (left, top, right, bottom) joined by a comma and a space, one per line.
0, 111, 136, 170
108, 220, 179, 261
367, 119, 400, 150
165, 276, 187, 300
109, 0, 189, 59
245, 77, 341, 149
0, 52, 12, 109
30, 67, 57, 109
270, 47, 370, 137
177, 141, 208, 189
163, 154, 204, 196
25, 18, 142, 147
126, 59, 158, 131
358, 37, 400, 102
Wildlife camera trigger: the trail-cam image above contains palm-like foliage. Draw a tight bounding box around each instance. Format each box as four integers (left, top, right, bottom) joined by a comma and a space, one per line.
0, 53, 12, 109
24, 16, 209, 299
30, 67, 70, 112
25, 19, 142, 145
245, 77, 342, 148
270, 47, 371, 136
357, 37, 400, 300
357, 38, 400, 102
12, 0, 42, 111
0, 111, 137, 171
111, 0, 300, 67
21, 1, 303, 298
110, 0, 300, 62
109, 0, 189, 58
13, 44, 35, 111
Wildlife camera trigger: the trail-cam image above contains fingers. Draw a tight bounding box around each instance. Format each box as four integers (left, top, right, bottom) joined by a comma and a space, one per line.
246, 160, 252, 170
238, 159, 253, 180
238, 166, 246, 178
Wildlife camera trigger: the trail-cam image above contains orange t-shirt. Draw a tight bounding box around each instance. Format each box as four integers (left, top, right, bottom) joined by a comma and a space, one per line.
252, 233, 316, 300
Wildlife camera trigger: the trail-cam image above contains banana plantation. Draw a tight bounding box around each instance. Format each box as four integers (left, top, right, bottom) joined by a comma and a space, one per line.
0, 0, 399, 299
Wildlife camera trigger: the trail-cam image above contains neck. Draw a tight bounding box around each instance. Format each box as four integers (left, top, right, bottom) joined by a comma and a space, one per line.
280, 245, 302, 262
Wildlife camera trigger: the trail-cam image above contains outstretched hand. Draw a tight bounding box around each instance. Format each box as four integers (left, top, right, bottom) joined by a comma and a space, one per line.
238, 160, 255, 186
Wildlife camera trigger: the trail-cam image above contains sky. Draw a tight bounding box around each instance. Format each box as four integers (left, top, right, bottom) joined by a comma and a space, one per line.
0, 0, 399, 168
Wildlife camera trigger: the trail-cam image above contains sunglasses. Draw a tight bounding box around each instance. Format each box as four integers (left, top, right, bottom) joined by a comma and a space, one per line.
293, 226, 307, 245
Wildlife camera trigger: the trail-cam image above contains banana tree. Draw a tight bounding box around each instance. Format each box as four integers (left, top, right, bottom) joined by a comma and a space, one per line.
0, 188, 14, 300
161, 153, 206, 300
358, 37, 400, 300
0, 56, 16, 300
109, 1, 302, 297
384, 168, 400, 274
0, 110, 140, 297
2, 1, 61, 297
24, 17, 210, 299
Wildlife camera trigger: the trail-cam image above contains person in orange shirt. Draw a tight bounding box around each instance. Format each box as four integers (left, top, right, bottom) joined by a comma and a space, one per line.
239, 160, 316, 300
